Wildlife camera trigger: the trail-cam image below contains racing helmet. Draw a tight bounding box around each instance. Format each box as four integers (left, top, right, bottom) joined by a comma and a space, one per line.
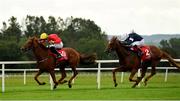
40, 33, 48, 39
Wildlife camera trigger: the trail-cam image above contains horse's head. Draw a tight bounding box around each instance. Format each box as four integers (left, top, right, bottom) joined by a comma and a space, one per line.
105, 36, 120, 53
105, 36, 129, 57
21, 36, 39, 52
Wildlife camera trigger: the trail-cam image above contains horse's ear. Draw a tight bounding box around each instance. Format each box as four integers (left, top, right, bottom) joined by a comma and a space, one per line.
112, 36, 117, 40
115, 36, 117, 40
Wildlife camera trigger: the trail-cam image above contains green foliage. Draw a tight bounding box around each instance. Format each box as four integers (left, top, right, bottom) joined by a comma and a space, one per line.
61, 17, 109, 59
0, 37, 22, 61
0, 16, 23, 61
0, 15, 111, 64
1, 16, 22, 43
160, 38, 180, 58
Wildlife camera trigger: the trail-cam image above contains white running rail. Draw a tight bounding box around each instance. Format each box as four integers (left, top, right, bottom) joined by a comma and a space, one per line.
1, 59, 180, 92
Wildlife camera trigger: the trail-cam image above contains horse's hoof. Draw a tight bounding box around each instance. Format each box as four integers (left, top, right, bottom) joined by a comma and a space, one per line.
53, 85, 57, 89
61, 80, 68, 84
144, 79, 148, 86
39, 82, 46, 85
68, 84, 72, 88
144, 82, 147, 86
131, 85, 136, 88
114, 83, 118, 87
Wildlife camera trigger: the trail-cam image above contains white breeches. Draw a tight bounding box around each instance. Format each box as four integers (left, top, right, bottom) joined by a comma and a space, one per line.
49, 42, 63, 49
131, 39, 144, 46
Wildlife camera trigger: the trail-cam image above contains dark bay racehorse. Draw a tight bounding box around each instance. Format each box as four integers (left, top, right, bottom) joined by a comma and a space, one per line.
106, 36, 180, 88
21, 36, 96, 89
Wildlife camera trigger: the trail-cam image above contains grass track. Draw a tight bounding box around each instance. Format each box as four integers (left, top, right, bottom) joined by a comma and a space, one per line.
1, 72, 180, 100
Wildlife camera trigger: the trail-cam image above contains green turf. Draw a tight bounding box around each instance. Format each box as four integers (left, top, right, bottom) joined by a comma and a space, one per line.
0, 72, 180, 100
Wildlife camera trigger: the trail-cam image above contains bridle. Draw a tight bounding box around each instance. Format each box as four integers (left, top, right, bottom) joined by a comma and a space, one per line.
22, 37, 50, 63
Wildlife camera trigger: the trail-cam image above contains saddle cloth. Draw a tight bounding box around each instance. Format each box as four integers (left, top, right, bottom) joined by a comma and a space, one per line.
131, 45, 151, 61
139, 46, 151, 61
49, 49, 68, 62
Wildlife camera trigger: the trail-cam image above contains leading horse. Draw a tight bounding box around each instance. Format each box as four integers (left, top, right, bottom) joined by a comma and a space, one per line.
106, 36, 180, 88
21, 36, 96, 89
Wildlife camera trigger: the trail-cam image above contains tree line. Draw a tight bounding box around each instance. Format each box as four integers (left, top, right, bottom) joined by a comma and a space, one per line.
0, 15, 179, 63
0, 16, 115, 62
160, 38, 180, 58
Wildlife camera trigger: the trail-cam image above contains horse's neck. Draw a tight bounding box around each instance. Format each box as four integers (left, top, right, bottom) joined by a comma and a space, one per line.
115, 44, 129, 60
33, 46, 49, 61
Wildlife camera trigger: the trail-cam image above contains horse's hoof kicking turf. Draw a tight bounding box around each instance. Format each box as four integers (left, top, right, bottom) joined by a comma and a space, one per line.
68, 84, 72, 88
114, 83, 118, 87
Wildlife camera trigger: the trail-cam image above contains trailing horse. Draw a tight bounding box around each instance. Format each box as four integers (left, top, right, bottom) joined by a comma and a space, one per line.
21, 36, 96, 89
106, 36, 180, 88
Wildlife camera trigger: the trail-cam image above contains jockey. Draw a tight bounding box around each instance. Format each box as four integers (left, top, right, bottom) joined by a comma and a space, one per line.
123, 30, 144, 57
40, 33, 63, 58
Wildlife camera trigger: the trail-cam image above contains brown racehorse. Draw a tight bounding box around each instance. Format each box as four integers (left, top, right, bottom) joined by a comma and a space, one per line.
106, 36, 180, 88
21, 36, 96, 89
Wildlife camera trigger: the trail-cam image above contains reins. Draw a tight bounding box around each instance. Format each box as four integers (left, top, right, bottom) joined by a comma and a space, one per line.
37, 58, 48, 63
33, 37, 51, 63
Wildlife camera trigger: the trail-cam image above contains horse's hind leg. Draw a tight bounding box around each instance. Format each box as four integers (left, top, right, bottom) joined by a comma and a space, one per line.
112, 67, 125, 87
143, 60, 159, 86
132, 67, 147, 88
129, 68, 138, 83
58, 67, 67, 84
68, 67, 78, 88
144, 66, 156, 86
34, 70, 45, 85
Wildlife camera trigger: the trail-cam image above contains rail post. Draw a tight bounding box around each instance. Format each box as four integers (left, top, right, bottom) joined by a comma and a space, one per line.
165, 68, 168, 82
97, 62, 101, 89
49, 75, 53, 90
2, 64, 5, 93
24, 70, 26, 85
137, 68, 141, 87
120, 72, 124, 83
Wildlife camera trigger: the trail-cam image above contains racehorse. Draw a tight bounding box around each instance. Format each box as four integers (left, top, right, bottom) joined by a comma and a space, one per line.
21, 36, 96, 89
106, 36, 180, 88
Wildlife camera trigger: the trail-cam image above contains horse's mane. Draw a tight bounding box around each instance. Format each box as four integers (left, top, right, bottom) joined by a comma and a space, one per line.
31, 36, 48, 50
110, 36, 130, 55
111, 36, 119, 42
111, 36, 125, 47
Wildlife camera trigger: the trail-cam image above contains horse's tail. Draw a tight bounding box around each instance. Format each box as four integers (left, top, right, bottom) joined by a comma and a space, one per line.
162, 51, 180, 69
80, 53, 97, 65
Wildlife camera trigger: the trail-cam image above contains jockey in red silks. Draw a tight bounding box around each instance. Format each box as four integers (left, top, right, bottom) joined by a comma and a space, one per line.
40, 33, 63, 58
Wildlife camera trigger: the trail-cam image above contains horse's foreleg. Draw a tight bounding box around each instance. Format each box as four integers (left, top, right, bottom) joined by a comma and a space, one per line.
58, 67, 67, 84
68, 67, 78, 88
144, 66, 156, 86
112, 67, 125, 87
34, 70, 45, 85
49, 70, 58, 89
129, 68, 138, 83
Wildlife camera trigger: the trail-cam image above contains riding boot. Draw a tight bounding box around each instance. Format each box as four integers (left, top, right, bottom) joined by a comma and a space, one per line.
50, 47, 62, 58
137, 47, 143, 58
137, 47, 143, 67
140, 59, 143, 68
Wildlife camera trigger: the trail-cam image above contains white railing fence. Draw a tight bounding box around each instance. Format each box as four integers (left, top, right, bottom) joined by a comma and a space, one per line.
1, 59, 180, 93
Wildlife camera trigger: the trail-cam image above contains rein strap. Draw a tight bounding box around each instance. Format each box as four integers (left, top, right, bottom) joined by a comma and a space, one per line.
37, 58, 48, 63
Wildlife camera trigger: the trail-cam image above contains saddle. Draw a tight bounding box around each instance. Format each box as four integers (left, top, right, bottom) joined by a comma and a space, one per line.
49, 49, 68, 62
129, 45, 151, 61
